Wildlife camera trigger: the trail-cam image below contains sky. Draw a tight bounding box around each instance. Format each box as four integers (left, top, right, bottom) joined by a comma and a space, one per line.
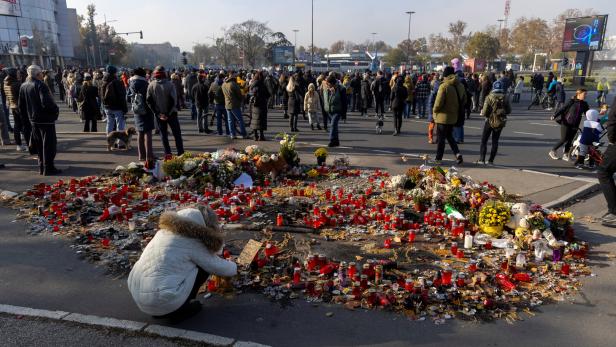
66, 0, 616, 51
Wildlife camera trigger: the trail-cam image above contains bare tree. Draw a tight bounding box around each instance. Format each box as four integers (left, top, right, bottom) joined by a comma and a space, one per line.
329, 40, 345, 54
227, 20, 272, 68
448, 20, 468, 54
214, 29, 238, 67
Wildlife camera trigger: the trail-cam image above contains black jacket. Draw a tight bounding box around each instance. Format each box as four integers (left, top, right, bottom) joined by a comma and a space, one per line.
192, 81, 210, 109
102, 74, 128, 113
607, 97, 616, 144
18, 78, 59, 124
390, 83, 409, 111
554, 98, 589, 128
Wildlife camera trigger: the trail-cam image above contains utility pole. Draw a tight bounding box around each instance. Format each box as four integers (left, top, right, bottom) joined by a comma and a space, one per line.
293, 29, 299, 67
405, 11, 415, 69
311, 0, 314, 68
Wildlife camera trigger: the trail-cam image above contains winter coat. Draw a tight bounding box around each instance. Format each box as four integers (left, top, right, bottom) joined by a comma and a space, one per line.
323, 85, 343, 115
128, 76, 155, 132
128, 209, 237, 316
184, 73, 198, 96
360, 79, 371, 108
102, 74, 128, 113
403, 77, 414, 103
605, 98, 616, 144
286, 83, 302, 115
580, 110, 603, 145
250, 79, 270, 131
171, 75, 184, 98
390, 83, 409, 111
208, 79, 225, 105
191, 81, 210, 110
77, 83, 100, 121
18, 78, 59, 125
514, 80, 524, 94
433, 74, 465, 125
222, 77, 242, 110
554, 98, 589, 129
371, 76, 387, 99
4, 75, 21, 109
414, 80, 430, 100
146, 78, 177, 116
264, 75, 278, 96
304, 90, 321, 113
481, 90, 511, 126
555, 82, 566, 103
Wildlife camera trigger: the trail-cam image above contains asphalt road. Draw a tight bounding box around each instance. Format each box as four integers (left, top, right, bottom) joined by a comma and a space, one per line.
0, 91, 614, 347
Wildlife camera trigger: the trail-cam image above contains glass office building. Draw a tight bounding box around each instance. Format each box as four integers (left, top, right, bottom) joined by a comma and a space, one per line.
0, 0, 79, 68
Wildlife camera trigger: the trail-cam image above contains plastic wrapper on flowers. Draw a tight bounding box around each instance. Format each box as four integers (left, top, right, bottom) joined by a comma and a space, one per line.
1, 159, 593, 324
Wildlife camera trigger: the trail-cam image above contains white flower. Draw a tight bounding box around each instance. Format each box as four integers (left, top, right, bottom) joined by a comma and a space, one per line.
183, 160, 197, 172
279, 140, 287, 145
270, 154, 279, 161
127, 162, 139, 170
389, 175, 407, 189
260, 155, 271, 163
114, 165, 126, 171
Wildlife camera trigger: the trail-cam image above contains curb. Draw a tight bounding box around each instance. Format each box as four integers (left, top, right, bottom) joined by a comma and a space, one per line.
542, 181, 600, 210
0, 303, 268, 347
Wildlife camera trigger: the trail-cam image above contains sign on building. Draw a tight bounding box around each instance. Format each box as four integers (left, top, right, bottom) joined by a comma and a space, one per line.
0, 0, 22, 17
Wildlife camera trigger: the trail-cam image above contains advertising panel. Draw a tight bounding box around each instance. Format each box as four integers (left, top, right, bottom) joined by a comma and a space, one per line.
562, 15, 608, 52
273, 46, 294, 65
0, 0, 21, 17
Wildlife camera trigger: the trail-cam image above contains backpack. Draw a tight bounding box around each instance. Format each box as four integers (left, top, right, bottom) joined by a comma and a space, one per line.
488, 95, 507, 129
131, 92, 147, 115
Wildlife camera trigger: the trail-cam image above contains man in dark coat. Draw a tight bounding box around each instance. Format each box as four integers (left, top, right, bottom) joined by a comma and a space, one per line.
192, 74, 211, 134
102, 65, 128, 135
360, 73, 372, 117
249, 70, 270, 141
18, 65, 60, 175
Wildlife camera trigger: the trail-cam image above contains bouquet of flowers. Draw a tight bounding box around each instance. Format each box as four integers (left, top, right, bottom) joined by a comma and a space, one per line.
277, 133, 300, 167
479, 201, 511, 237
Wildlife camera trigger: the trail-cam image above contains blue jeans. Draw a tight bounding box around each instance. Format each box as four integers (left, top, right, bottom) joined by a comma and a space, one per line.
417, 98, 427, 117
214, 104, 229, 135
404, 102, 411, 118
190, 98, 197, 120
329, 113, 340, 143
105, 109, 126, 133
453, 126, 464, 143
226, 108, 247, 138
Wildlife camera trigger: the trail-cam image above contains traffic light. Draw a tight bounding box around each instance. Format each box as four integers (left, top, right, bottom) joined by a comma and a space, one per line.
139, 30, 143, 39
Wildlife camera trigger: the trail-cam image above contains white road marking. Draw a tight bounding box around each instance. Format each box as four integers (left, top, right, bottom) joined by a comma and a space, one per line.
513, 131, 544, 136
465, 126, 482, 130
530, 122, 559, 127
372, 149, 395, 154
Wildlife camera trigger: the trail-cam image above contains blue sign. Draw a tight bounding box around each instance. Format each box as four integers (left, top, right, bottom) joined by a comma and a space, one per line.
273, 46, 294, 65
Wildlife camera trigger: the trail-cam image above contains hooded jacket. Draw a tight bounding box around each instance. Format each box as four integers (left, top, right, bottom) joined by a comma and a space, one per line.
433, 74, 465, 125
191, 79, 210, 109
304, 85, 321, 113
102, 74, 128, 113
580, 109, 603, 145
222, 77, 242, 110
146, 77, 177, 116
208, 78, 225, 105
128, 208, 237, 316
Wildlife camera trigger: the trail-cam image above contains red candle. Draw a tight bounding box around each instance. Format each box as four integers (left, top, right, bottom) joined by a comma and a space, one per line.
561, 263, 571, 276
441, 270, 452, 286
456, 249, 464, 259
276, 213, 284, 226
450, 242, 458, 256
408, 230, 416, 243
383, 238, 392, 249
293, 267, 301, 284
347, 262, 356, 278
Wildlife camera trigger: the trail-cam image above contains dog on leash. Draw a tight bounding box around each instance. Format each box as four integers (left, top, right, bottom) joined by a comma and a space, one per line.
375, 115, 385, 134
107, 127, 137, 151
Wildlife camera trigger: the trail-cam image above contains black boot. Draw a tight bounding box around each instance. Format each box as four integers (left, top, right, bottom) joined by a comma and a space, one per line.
254, 130, 260, 141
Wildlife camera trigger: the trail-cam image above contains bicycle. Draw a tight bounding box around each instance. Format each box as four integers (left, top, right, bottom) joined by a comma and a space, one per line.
527, 89, 551, 110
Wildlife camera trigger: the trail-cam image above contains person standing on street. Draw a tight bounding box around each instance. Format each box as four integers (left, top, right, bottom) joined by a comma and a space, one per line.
414, 74, 430, 119
192, 74, 212, 134
77, 73, 100, 132
222, 72, 247, 139
184, 69, 199, 120
323, 75, 343, 147
371, 71, 387, 118
549, 89, 589, 161
264, 72, 278, 109
596, 77, 610, 106
360, 73, 371, 117
390, 76, 408, 136
249, 70, 270, 141
477, 81, 511, 165
4, 68, 29, 152
432, 66, 464, 165
128, 68, 155, 166
208, 72, 230, 136
403, 75, 414, 119
286, 74, 301, 132
598, 97, 616, 227
18, 65, 60, 175
513, 76, 524, 103
146, 66, 184, 157
102, 65, 128, 137
304, 83, 322, 130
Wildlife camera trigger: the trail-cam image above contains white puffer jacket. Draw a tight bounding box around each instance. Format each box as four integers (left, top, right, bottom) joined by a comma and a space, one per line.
127, 208, 237, 316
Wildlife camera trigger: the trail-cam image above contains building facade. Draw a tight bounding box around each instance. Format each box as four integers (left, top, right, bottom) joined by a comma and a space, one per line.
0, 0, 79, 68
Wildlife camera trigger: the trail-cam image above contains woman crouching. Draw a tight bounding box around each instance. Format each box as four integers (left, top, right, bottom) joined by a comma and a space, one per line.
128, 205, 237, 321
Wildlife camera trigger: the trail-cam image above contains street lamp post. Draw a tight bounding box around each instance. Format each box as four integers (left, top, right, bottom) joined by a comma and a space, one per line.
405, 11, 415, 69
311, 0, 314, 68
293, 29, 299, 67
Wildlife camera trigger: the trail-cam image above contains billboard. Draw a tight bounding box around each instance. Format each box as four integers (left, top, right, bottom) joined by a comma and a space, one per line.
272, 46, 294, 65
0, 0, 21, 17
562, 15, 608, 52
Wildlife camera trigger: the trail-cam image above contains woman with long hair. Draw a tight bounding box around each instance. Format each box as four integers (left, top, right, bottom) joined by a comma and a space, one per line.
77, 73, 100, 132
249, 70, 270, 141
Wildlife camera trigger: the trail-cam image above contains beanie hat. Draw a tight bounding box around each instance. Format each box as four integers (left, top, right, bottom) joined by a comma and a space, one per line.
27, 65, 42, 78
443, 66, 455, 77
106, 65, 117, 75
492, 80, 504, 91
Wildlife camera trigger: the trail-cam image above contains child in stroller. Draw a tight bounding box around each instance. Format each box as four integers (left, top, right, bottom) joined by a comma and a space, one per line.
572, 108, 607, 169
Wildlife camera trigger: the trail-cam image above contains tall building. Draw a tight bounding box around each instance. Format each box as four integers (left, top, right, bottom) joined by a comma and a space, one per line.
0, 0, 79, 68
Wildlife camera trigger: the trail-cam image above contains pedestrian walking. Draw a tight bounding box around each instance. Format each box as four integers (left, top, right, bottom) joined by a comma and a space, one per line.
549, 89, 589, 161
304, 83, 322, 130
18, 65, 61, 175
249, 70, 270, 141
390, 76, 408, 136
4, 68, 28, 151
432, 66, 464, 165
77, 73, 100, 132
192, 74, 212, 134
598, 97, 616, 227
208, 72, 230, 136
371, 71, 387, 118
513, 76, 524, 103
128, 68, 156, 166
102, 65, 128, 137
146, 66, 184, 156
477, 81, 511, 165
222, 72, 247, 139
323, 75, 343, 147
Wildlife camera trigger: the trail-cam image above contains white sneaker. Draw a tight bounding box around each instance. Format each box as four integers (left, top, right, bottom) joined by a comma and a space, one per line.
475, 160, 486, 165
548, 150, 559, 160
16, 145, 23, 151
562, 153, 570, 162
